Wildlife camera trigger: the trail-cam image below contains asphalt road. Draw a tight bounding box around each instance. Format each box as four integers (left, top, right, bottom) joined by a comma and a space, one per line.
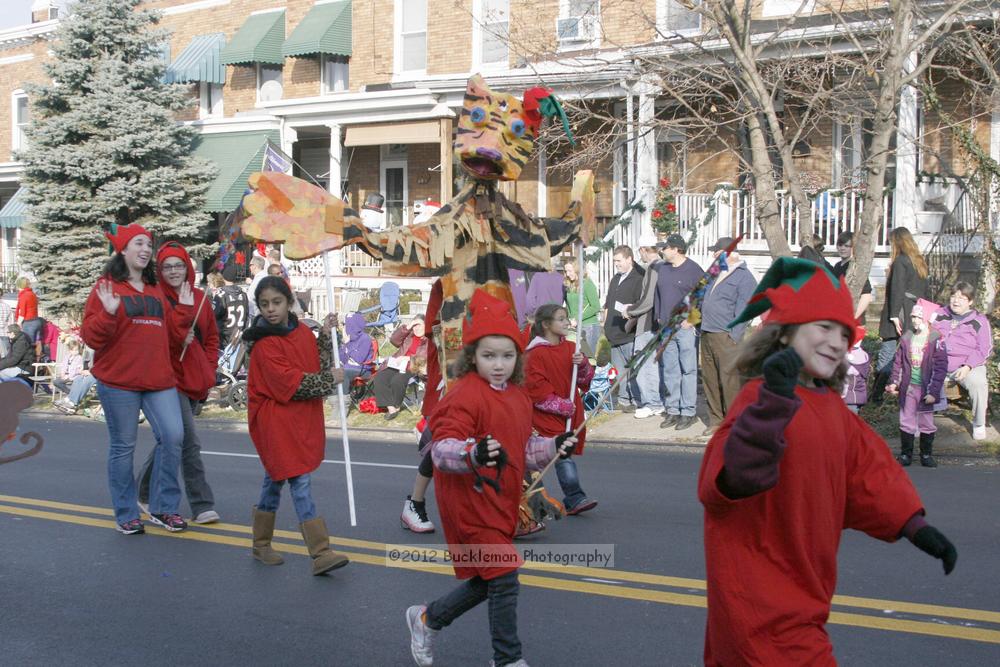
1, 414, 998, 666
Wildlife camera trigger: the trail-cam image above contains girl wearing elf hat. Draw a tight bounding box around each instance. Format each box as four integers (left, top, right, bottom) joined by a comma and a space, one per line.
135, 242, 221, 524
81, 223, 195, 535
406, 288, 576, 667
697, 257, 957, 666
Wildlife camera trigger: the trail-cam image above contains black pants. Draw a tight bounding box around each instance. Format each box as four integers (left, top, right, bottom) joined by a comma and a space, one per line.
373, 367, 413, 410
426, 570, 521, 665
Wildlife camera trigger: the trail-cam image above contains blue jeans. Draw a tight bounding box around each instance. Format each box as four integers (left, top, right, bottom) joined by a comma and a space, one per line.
661, 326, 698, 417
96, 382, 184, 523
68, 373, 98, 405
580, 324, 601, 357
610, 341, 640, 407
555, 458, 587, 509
877, 340, 897, 374
632, 330, 661, 408
257, 472, 317, 523
426, 570, 521, 665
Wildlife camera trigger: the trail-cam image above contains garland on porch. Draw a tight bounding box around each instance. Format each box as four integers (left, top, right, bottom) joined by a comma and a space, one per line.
583, 199, 646, 262
685, 184, 735, 249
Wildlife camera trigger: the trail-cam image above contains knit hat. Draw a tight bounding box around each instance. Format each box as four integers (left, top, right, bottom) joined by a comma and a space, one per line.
105, 223, 151, 254
462, 289, 525, 352
156, 241, 195, 300
729, 257, 860, 344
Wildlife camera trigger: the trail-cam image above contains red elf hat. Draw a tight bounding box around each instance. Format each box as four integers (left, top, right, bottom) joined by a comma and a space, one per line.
463, 289, 525, 352
105, 223, 151, 254
729, 257, 861, 345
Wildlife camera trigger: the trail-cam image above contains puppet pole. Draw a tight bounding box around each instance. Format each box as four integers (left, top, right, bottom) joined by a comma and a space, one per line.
323, 250, 358, 526
565, 241, 585, 430
178, 287, 211, 362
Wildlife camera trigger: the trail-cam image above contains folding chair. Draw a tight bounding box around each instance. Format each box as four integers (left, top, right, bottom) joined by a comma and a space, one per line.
362, 282, 401, 342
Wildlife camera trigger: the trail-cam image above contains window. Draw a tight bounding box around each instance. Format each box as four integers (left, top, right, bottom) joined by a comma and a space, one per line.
761, 0, 815, 18
12, 92, 29, 154
396, 0, 427, 74
321, 54, 349, 94
833, 118, 874, 188
200, 82, 224, 118
657, 0, 701, 35
557, 0, 600, 47
474, 0, 509, 68
257, 64, 283, 103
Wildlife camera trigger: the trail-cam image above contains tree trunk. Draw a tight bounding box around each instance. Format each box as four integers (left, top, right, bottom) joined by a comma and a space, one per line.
745, 111, 793, 257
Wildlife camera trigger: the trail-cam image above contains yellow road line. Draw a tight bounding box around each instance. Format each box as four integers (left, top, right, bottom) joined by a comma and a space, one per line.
2, 494, 1000, 636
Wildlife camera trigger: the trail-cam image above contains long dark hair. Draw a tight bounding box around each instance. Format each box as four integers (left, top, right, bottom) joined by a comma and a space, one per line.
452, 339, 524, 384
254, 275, 293, 307
102, 253, 157, 285
530, 303, 566, 340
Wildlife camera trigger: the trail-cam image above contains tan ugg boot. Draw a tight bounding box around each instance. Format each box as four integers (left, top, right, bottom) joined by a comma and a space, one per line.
300, 516, 350, 575
251, 507, 284, 566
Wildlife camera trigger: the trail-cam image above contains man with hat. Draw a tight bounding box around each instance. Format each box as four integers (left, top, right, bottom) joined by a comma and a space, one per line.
655, 234, 704, 430
625, 233, 666, 418
698, 237, 757, 436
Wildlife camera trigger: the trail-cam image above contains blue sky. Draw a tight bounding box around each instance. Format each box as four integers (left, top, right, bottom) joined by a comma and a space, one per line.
0, 1, 74, 32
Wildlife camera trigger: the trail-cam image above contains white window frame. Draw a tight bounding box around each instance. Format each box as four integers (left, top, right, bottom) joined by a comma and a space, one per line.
656, 0, 702, 38
557, 0, 601, 51
472, 0, 510, 70
320, 54, 350, 95
833, 119, 864, 188
199, 81, 224, 118
761, 0, 816, 19
11, 90, 29, 156
256, 63, 283, 103
656, 128, 687, 191
394, 0, 427, 77
380, 158, 409, 227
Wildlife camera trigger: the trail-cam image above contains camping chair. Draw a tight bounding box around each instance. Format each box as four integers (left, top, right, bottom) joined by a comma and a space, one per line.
362, 282, 401, 341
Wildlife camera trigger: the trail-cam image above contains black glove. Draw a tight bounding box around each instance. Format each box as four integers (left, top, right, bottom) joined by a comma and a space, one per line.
473, 436, 508, 467
762, 347, 804, 398
555, 432, 575, 459
911, 525, 957, 575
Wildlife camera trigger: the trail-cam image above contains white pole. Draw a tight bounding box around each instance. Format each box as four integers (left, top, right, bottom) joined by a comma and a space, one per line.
323, 250, 357, 526
566, 241, 585, 430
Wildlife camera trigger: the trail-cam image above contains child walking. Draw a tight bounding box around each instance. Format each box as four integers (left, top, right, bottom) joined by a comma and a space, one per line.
524, 303, 597, 515
406, 290, 576, 667
841, 325, 869, 413
698, 258, 957, 666
886, 304, 949, 467
244, 276, 349, 576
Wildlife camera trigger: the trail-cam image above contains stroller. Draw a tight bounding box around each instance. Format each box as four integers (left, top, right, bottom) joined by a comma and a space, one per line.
361, 282, 400, 342
216, 337, 249, 410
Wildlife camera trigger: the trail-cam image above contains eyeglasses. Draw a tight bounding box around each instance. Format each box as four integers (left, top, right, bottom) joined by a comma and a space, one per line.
161, 263, 187, 272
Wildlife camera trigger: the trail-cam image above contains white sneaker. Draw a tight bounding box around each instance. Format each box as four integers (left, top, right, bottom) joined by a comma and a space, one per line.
192, 510, 221, 524
634, 407, 655, 419
651, 406, 664, 416
54, 399, 77, 415
406, 605, 437, 666
972, 426, 987, 441
401, 497, 435, 533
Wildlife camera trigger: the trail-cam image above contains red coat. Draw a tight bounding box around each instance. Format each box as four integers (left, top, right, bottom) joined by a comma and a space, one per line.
430, 373, 534, 580
524, 338, 589, 454
81, 280, 192, 391
16, 287, 38, 321
248, 323, 325, 481
697, 380, 924, 666
166, 286, 219, 401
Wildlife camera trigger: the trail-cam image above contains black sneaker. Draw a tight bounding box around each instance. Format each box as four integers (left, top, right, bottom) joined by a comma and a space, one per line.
896, 454, 912, 467
117, 519, 145, 535
674, 415, 697, 430
660, 414, 679, 429
149, 513, 188, 532
920, 454, 938, 468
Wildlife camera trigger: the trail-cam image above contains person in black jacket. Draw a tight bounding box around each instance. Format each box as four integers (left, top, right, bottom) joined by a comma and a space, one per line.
872, 227, 929, 402
602, 246, 645, 411
0, 324, 35, 380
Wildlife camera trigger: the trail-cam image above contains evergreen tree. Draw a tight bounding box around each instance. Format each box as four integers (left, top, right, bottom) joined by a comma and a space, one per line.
18, 0, 216, 317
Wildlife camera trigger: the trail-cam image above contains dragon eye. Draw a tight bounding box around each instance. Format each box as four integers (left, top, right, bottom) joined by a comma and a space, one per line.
498, 100, 508, 111
469, 106, 486, 124
510, 119, 526, 137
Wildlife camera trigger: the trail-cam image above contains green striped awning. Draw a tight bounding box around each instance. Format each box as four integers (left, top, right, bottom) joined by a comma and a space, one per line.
166, 33, 227, 84
0, 188, 27, 229
220, 10, 285, 66
282, 1, 351, 58
192, 131, 280, 212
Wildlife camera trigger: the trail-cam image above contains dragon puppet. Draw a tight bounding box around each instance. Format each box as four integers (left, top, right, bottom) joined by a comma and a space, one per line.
241, 74, 595, 390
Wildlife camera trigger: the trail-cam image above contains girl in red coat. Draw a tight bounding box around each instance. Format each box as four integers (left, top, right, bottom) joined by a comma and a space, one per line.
137, 242, 221, 524
243, 276, 349, 576
525, 303, 597, 516
81, 224, 193, 535
406, 289, 576, 667
698, 258, 957, 666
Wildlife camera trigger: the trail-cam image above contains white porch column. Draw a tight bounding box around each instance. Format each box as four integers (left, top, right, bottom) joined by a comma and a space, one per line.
537, 142, 547, 217
327, 123, 344, 274
636, 79, 658, 246
280, 124, 298, 161
893, 53, 919, 231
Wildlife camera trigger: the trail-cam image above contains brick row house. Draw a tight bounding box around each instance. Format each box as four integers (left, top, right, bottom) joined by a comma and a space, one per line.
0, 0, 996, 303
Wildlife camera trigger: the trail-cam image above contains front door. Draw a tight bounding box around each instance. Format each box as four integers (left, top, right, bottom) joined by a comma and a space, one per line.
381, 161, 407, 227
